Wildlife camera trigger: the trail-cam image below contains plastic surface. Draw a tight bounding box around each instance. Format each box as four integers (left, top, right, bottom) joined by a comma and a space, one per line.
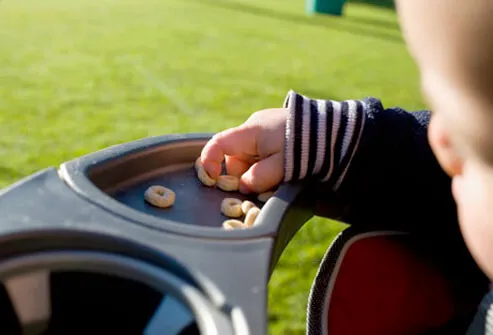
59, 134, 311, 241
110, 162, 263, 229
0, 133, 315, 334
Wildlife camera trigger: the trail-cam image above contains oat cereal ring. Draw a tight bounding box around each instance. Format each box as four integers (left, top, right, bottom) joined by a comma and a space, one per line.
241, 200, 257, 215
222, 219, 246, 230
144, 185, 175, 208
216, 175, 240, 192
221, 198, 243, 218
257, 191, 274, 203
194, 157, 202, 171
197, 166, 216, 187
244, 206, 261, 227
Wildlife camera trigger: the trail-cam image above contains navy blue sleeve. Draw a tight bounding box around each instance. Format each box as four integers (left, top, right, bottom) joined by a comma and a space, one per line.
283, 90, 489, 316
332, 98, 456, 234
282, 90, 456, 234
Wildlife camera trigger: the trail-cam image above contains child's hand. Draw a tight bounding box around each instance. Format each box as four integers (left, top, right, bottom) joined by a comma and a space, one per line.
200, 108, 287, 194
200, 89, 368, 196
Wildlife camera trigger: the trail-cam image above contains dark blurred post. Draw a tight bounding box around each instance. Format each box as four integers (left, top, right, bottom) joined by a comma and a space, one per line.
306, 0, 346, 16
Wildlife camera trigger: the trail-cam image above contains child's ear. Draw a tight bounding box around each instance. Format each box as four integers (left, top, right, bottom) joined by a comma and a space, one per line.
428, 114, 463, 177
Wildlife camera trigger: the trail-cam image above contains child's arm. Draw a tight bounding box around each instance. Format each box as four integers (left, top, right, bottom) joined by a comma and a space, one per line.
285, 90, 485, 292
283, 90, 456, 234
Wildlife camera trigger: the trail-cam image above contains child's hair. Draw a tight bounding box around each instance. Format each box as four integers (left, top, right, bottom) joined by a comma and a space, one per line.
396, 0, 493, 163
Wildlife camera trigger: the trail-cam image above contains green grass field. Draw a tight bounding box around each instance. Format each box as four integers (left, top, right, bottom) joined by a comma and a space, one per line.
0, 0, 427, 333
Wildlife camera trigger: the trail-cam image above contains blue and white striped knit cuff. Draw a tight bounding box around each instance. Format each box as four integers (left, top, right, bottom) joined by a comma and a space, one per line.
283, 90, 366, 191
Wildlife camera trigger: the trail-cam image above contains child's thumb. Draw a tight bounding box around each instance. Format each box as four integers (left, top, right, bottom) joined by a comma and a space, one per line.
239, 153, 283, 194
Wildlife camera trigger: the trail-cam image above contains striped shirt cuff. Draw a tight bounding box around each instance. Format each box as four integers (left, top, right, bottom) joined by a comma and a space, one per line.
283, 90, 366, 191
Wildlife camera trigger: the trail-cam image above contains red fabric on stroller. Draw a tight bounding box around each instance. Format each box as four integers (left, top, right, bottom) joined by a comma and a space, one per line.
306, 228, 487, 334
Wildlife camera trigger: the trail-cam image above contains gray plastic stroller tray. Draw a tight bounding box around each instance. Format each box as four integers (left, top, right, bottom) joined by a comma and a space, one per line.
0, 133, 315, 335
96, 149, 263, 229
59, 133, 310, 239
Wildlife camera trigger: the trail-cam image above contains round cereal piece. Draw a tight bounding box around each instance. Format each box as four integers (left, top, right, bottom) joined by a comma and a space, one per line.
216, 175, 240, 192
221, 198, 243, 218
222, 219, 246, 230
144, 185, 175, 208
257, 191, 274, 203
241, 200, 257, 215
197, 166, 216, 187
194, 157, 202, 171
244, 206, 261, 227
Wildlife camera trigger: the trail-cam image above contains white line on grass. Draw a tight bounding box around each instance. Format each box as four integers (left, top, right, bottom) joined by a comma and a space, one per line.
121, 56, 196, 116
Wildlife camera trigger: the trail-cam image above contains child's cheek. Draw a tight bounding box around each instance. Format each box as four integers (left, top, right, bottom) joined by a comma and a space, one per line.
452, 168, 493, 280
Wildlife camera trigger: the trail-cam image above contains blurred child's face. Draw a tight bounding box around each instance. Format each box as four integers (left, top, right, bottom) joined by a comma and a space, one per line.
396, 0, 493, 280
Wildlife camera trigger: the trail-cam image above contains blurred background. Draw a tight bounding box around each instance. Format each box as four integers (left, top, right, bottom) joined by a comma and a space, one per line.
0, 0, 427, 333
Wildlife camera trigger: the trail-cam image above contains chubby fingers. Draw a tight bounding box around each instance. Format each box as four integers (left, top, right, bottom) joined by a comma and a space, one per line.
225, 155, 250, 177
200, 125, 258, 179
239, 153, 284, 194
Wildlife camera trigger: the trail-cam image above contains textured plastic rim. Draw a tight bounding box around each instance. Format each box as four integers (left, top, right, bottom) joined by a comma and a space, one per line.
59, 133, 305, 240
